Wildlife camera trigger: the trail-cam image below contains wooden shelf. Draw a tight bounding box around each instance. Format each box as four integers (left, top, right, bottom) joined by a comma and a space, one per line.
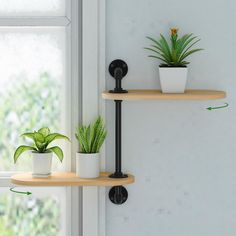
102, 89, 226, 101
11, 172, 135, 187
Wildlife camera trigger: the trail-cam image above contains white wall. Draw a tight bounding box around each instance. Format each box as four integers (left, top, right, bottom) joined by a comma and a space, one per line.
105, 0, 236, 235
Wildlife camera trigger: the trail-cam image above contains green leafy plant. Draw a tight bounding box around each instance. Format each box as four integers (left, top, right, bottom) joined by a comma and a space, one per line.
75, 117, 107, 154
145, 28, 203, 67
14, 127, 70, 163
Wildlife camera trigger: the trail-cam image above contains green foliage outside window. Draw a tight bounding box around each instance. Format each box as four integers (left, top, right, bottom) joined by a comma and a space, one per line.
0, 72, 61, 235
0, 194, 60, 236
0, 72, 60, 171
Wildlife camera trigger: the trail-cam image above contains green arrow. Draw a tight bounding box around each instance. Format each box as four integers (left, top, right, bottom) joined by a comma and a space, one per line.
207, 103, 229, 111
10, 187, 32, 195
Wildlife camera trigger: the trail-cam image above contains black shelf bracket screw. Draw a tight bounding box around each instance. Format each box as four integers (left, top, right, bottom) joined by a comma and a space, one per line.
108, 59, 129, 205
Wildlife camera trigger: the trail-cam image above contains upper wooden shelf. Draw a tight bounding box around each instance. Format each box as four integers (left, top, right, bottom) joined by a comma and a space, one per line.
102, 89, 226, 101
11, 172, 135, 187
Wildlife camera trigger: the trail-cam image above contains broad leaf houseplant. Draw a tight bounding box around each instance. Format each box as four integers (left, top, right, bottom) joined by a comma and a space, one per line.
14, 127, 69, 177
75, 117, 107, 178
145, 28, 203, 93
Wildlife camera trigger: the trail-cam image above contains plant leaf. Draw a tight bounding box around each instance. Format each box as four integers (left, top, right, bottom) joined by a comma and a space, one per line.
48, 146, 63, 162
180, 48, 203, 61
14, 145, 36, 163
91, 118, 106, 153
34, 132, 45, 143
95, 130, 107, 153
176, 34, 194, 56
146, 36, 171, 61
21, 132, 35, 141
159, 34, 172, 60
38, 127, 50, 137
179, 39, 202, 60
45, 133, 70, 145
144, 47, 169, 62
148, 55, 168, 64
35, 141, 46, 152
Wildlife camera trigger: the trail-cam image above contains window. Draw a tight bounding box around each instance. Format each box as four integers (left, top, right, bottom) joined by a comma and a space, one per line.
0, 27, 67, 172
0, 1, 80, 235
0, 187, 68, 236
0, 0, 66, 16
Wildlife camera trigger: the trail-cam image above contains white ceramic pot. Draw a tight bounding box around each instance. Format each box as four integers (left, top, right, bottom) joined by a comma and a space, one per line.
76, 153, 100, 178
32, 152, 53, 178
159, 67, 188, 93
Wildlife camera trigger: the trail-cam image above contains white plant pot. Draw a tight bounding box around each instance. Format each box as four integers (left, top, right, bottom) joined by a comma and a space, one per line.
76, 153, 100, 178
32, 152, 53, 178
159, 67, 188, 93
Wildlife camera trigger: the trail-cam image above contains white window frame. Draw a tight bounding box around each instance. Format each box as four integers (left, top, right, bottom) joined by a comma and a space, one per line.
82, 1, 106, 236
0, 0, 82, 235
0, 0, 106, 235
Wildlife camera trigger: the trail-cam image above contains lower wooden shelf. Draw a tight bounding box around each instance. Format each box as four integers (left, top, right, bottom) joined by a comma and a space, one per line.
11, 172, 135, 187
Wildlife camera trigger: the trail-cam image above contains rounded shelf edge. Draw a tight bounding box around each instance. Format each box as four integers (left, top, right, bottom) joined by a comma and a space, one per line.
11, 172, 135, 187
102, 89, 226, 101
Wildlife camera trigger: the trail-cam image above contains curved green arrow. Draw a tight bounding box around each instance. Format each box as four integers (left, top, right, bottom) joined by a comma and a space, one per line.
10, 187, 32, 195
207, 103, 229, 111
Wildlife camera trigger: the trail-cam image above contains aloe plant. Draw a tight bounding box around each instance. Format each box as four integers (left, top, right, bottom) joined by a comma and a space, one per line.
145, 28, 203, 67
14, 127, 70, 163
75, 117, 107, 153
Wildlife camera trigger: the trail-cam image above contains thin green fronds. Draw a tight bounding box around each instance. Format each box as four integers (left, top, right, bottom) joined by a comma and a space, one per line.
75, 117, 107, 154
180, 48, 204, 61
179, 38, 201, 60
148, 55, 168, 64
145, 29, 203, 67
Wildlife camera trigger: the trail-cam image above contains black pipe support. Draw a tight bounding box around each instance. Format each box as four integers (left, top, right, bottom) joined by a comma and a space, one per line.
109, 186, 128, 205
109, 59, 128, 94
108, 59, 129, 205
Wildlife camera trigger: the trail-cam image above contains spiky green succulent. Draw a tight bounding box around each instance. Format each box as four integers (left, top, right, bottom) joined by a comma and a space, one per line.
145, 28, 203, 67
75, 117, 107, 153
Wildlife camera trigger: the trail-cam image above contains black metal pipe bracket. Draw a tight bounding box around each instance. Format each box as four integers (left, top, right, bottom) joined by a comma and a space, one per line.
109, 59, 128, 94
109, 186, 128, 205
108, 59, 129, 205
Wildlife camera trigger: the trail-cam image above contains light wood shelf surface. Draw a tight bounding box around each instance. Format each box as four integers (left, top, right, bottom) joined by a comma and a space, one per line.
11, 172, 135, 187
102, 90, 226, 101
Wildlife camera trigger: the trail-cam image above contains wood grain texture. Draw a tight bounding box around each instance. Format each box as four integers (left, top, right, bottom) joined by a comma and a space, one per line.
102, 90, 226, 101
11, 172, 135, 187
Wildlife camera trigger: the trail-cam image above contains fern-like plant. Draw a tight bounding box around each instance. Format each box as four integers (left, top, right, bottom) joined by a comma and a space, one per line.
145, 28, 203, 67
14, 127, 70, 163
75, 117, 107, 153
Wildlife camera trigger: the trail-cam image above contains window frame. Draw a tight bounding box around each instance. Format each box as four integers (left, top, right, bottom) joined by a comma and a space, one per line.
0, 1, 74, 179
82, 1, 106, 236
0, 0, 82, 235
0, 0, 106, 235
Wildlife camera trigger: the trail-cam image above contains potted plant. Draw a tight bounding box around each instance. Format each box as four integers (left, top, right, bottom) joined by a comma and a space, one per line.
14, 127, 70, 177
75, 117, 107, 178
145, 28, 203, 93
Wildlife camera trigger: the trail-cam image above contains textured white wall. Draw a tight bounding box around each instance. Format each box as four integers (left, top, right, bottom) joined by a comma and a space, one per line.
105, 0, 236, 235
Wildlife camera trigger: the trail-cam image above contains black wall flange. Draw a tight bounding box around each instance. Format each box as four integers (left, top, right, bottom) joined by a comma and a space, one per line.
109, 186, 128, 205
109, 59, 128, 94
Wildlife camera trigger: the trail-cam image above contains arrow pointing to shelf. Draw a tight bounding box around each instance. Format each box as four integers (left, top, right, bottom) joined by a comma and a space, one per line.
207, 103, 229, 111
10, 187, 32, 195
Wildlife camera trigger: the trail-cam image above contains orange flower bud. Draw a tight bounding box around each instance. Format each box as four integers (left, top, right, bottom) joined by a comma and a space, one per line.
171, 28, 178, 36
